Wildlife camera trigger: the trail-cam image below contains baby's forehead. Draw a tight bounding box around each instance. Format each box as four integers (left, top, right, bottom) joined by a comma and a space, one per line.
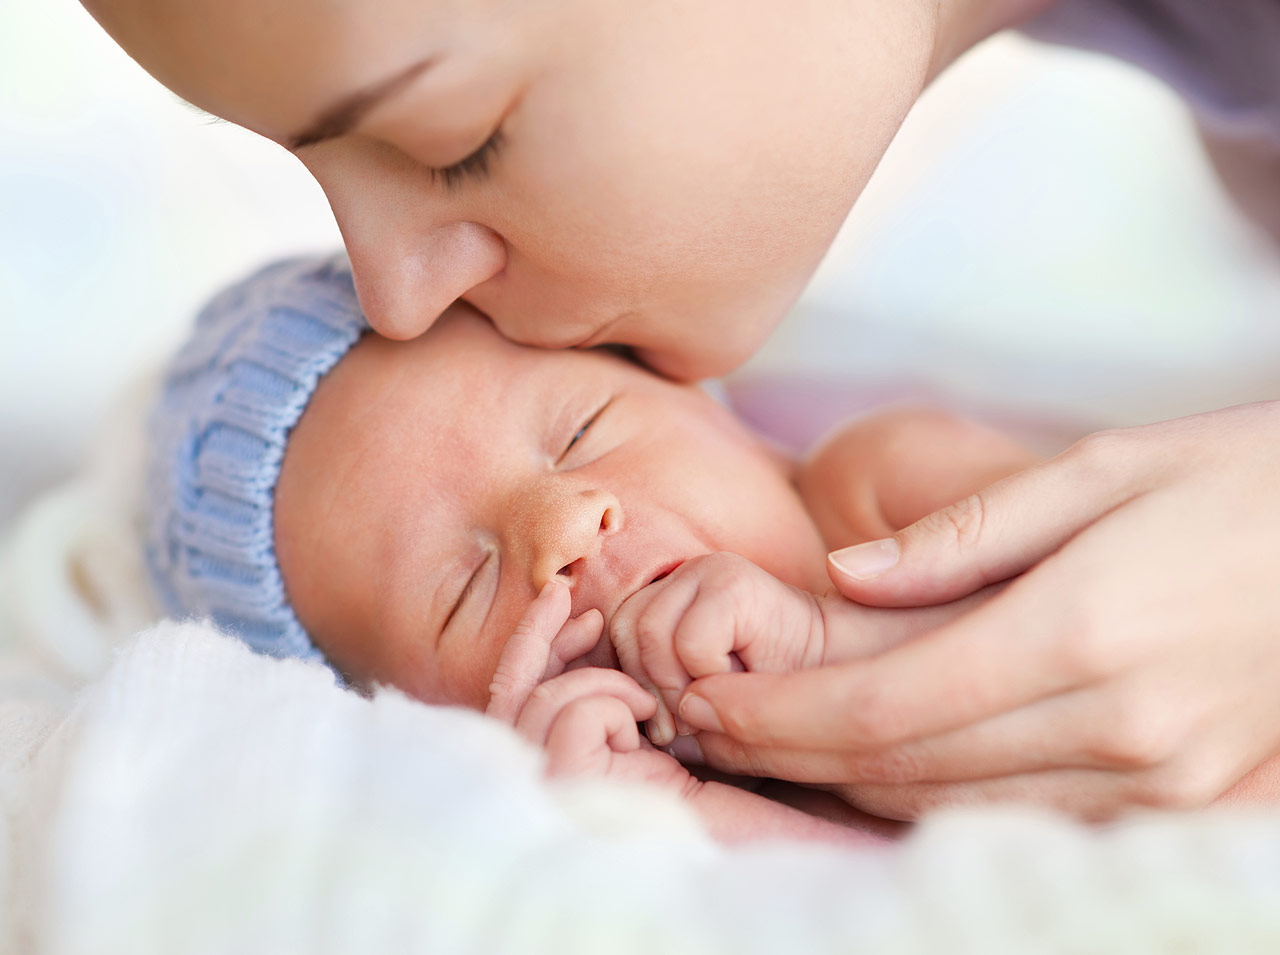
322, 306, 652, 416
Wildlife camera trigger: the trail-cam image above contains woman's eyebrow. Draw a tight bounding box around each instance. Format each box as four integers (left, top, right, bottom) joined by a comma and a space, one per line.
288, 57, 438, 151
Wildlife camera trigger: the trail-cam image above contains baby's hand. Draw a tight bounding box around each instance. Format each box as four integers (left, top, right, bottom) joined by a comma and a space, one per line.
486, 581, 692, 792
609, 553, 824, 746
514, 666, 694, 791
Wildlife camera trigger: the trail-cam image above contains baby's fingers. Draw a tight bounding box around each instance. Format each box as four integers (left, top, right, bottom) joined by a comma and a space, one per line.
611, 577, 700, 746
487, 580, 572, 724
545, 695, 647, 777
515, 667, 657, 748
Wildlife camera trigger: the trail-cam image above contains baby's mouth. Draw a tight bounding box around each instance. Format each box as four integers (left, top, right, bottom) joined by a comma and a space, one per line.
566, 559, 687, 674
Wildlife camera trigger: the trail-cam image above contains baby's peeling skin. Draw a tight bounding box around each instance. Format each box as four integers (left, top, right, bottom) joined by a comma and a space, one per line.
274, 303, 830, 707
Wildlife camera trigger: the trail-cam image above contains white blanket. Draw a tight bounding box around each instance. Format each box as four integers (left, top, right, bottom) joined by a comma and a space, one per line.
5, 395, 1280, 953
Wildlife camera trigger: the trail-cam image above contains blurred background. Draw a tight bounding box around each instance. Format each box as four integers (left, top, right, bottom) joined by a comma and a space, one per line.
4, 0, 1280, 527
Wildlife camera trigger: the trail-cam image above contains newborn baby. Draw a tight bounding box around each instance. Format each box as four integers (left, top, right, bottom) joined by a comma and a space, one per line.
148, 256, 1035, 844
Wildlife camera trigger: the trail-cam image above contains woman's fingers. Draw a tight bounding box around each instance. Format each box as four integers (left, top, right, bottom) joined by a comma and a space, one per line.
680, 555, 1098, 750
843, 770, 1140, 822
827, 435, 1146, 607
688, 679, 1203, 786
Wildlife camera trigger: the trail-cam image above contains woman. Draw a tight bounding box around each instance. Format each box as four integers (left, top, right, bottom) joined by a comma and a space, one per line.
81, 0, 1280, 818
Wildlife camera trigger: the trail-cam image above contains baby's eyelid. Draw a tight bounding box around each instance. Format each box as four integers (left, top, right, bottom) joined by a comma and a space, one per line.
443, 553, 488, 632
557, 398, 613, 464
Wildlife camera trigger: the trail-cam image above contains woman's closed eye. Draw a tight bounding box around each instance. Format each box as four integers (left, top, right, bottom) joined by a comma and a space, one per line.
430, 129, 504, 190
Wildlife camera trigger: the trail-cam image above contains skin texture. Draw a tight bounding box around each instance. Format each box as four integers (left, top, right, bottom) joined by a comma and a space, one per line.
273, 309, 1044, 837
82, 0, 945, 379
85, 0, 1280, 820
274, 304, 829, 707
681, 403, 1280, 820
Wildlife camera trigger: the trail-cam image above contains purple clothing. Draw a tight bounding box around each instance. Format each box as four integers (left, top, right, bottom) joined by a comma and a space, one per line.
1025, 0, 1280, 147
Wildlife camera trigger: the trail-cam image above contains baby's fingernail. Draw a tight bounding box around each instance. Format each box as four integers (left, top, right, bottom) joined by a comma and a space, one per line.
664, 734, 704, 765
829, 538, 900, 581
678, 694, 724, 734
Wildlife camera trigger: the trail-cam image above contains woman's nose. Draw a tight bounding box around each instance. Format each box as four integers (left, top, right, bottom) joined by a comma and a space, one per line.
310, 150, 507, 340
526, 488, 622, 592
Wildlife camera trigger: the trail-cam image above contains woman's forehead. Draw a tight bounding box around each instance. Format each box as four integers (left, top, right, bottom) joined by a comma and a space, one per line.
84, 0, 475, 137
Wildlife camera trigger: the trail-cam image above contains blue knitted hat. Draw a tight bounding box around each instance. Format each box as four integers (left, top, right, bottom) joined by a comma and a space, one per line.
146, 254, 369, 665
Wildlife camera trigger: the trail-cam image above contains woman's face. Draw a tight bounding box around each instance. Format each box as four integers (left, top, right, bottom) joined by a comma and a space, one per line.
273, 305, 829, 707
84, 0, 933, 377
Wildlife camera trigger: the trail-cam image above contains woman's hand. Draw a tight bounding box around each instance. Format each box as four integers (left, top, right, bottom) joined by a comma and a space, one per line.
677, 401, 1280, 819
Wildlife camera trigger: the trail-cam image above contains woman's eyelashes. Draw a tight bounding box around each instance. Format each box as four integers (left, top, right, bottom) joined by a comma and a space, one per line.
559, 399, 613, 463
430, 128, 504, 190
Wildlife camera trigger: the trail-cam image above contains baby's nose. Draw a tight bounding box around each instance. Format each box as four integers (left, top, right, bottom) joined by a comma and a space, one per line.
527, 487, 621, 592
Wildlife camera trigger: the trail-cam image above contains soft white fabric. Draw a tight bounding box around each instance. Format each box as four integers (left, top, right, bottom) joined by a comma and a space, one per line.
6, 622, 1280, 953
5, 384, 1280, 952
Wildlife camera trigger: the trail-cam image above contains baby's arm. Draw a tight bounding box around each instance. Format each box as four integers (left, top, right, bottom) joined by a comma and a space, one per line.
796, 406, 1041, 550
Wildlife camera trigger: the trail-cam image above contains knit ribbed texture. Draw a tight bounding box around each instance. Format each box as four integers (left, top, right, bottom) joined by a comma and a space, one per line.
146, 255, 368, 666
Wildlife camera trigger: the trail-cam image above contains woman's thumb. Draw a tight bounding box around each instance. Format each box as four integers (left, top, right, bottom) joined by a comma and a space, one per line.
827, 452, 1123, 607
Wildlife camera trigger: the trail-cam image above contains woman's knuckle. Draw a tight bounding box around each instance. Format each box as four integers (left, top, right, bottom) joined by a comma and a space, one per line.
1132, 760, 1219, 810
933, 492, 989, 554
1067, 428, 1126, 470
853, 747, 926, 784
843, 682, 908, 747
1085, 690, 1179, 767
1056, 612, 1119, 682
712, 700, 758, 740
1095, 721, 1169, 769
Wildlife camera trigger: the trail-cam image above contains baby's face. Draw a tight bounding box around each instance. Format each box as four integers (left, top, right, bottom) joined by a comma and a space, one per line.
275, 306, 828, 706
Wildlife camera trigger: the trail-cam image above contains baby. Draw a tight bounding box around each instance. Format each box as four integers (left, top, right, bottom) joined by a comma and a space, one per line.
148, 256, 1036, 844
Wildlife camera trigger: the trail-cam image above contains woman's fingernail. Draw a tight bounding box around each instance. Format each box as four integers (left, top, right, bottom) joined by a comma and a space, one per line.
645, 718, 674, 748
664, 734, 704, 765
829, 538, 900, 581
678, 694, 724, 734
